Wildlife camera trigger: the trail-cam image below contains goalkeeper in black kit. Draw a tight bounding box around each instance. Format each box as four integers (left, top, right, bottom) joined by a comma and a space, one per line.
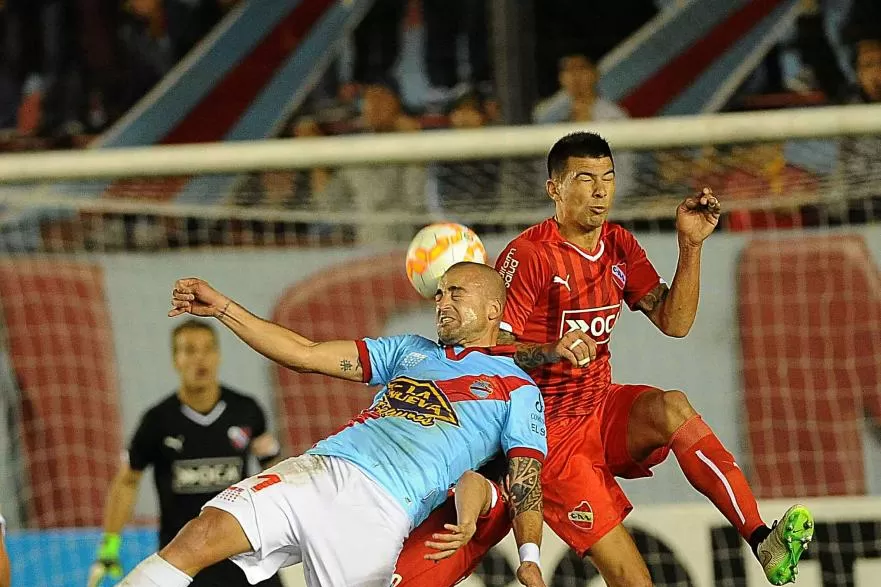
89, 320, 284, 587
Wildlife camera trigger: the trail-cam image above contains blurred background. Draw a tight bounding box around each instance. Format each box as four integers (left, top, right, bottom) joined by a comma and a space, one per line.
0, 0, 880, 585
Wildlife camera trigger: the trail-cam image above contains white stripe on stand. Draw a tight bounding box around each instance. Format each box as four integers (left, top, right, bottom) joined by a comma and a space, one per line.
696, 449, 745, 525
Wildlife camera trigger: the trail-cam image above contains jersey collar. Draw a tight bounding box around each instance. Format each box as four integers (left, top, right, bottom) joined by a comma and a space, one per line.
550, 217, 606, 261
443, 345, 517, 360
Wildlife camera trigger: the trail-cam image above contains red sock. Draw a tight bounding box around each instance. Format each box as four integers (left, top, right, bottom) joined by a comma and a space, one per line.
670, 415, 766, 541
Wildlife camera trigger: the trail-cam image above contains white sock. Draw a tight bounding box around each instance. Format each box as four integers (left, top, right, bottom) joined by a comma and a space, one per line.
117, 553, 193, 587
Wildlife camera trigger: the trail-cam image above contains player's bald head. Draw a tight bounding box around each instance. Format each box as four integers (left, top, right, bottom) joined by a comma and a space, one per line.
443, 262, 506, 309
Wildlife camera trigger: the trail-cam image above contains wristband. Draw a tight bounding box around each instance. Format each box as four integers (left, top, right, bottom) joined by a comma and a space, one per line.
518, 542, 541, 566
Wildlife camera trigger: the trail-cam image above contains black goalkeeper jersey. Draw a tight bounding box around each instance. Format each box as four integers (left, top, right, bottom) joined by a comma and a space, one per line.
128, 386, 282, 587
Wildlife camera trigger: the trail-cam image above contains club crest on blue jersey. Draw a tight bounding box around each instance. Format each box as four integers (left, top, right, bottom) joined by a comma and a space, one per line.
375, 376, 460, 427
469, 379, 494, 399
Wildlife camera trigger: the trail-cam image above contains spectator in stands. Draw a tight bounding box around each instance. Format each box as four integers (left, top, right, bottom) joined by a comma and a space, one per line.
421, 0, 491, 111
0, 513, 9, 587
532, 54, 636, 198
349, 0, 405, 91
315, 78, 425, 243
428, 92, 501, 232
121, 0, 174, 105
2, 0, 82, 138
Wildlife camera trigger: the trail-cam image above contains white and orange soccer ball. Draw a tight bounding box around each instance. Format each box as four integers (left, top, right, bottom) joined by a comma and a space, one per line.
405, 223, 488, 299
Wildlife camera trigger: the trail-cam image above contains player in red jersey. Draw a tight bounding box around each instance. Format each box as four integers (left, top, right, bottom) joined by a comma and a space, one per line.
393, 132, 814, 586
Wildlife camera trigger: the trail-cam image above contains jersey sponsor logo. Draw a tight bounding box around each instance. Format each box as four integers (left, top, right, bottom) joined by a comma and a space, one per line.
375, 376, 460, 427
498, 248, 519, 289
469, 379, 494, 399
559, 303, 623, 344
227, 426, 252, 450
552, 274, 571, 292
163, 435, 185, 452
568, 500, 594, 530
171, 457, 244, 494
611, 263, 627, 289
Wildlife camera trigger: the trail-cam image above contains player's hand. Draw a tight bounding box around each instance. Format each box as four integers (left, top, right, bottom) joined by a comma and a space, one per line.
87, 533, 123, 587
516, 561, 546, 587
553, 330, 596, 368
423, 521, 477, 560
168, 278, 230, 318
675, 187, 721, 247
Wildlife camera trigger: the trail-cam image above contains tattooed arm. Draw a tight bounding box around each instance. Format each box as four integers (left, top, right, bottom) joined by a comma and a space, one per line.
499, 330, 597, 370
506, 456, 543, 544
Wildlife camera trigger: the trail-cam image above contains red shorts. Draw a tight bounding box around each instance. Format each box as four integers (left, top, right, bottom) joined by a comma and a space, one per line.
393, 481, 510, 586
542, 383, 669, 557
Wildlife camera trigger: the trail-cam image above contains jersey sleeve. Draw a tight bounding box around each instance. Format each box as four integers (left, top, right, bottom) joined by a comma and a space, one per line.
356, 334, 423, 386
495, 239, 547, 336
502, 383, 547, 461
127, 409, 159, 471
622, 231, 663, 310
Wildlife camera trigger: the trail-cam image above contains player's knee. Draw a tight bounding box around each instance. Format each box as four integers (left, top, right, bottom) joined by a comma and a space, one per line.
159, 510, 230, 575
663, 390, 698, 434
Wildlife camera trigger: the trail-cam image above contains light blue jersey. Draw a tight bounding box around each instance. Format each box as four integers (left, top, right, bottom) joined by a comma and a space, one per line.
308, 335, 547, 528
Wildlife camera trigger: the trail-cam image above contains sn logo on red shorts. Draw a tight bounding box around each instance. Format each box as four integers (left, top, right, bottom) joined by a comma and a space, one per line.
559, 303, 623, 344
568, 500, 595, 530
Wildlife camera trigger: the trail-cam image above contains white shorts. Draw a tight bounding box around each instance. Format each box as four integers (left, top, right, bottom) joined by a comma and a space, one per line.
203, 454, 410, 587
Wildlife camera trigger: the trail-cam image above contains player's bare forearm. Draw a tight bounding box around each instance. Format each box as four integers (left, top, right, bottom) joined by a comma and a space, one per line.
499, 331, 558, 370
506, 456, 543, 547
639, 243, 702, 338
217, 301, 364, 381
456, 470, 493, 526
102, 466, 142, 534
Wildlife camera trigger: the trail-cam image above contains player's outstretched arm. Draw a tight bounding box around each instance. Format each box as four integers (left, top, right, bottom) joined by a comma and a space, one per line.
423, 470, 492, 561
638, 188, 721, 338
505, 457, 546, 587
168, 278, 364, 382
499, 330, 596, 370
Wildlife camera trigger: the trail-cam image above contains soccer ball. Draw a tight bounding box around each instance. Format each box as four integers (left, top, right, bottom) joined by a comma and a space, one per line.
405, 223, 488, 299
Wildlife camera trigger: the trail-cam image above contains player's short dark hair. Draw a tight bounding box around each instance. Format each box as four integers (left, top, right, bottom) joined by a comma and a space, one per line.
547, 132, 614, 179
171, 319, 218, 353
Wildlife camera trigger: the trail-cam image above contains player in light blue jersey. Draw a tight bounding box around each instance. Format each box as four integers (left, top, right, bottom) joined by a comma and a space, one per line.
118, 262, 547, 587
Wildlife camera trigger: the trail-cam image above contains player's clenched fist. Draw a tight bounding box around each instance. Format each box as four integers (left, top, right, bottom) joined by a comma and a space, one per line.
554, 330, 596, 368
168, 278, 230, 318
676, 187, 722, 247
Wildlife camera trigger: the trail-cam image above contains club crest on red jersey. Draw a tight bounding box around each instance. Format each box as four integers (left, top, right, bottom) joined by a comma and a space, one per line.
568, 500, 594, 530
227, 426, 251, 450
611, 263, 627, 289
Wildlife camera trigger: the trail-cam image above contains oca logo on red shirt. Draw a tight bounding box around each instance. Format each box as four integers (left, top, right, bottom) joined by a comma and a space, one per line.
559, 303, 623, 344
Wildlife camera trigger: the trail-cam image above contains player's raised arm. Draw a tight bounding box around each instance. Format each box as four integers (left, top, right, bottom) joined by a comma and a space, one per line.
168, 278, 364, 382
636, 187, 721, 338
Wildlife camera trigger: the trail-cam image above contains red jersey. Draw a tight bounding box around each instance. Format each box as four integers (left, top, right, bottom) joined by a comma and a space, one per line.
494, 218, 661, 415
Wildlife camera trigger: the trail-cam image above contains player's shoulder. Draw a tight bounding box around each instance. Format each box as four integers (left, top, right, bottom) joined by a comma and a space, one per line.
379, 333, 439, 352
